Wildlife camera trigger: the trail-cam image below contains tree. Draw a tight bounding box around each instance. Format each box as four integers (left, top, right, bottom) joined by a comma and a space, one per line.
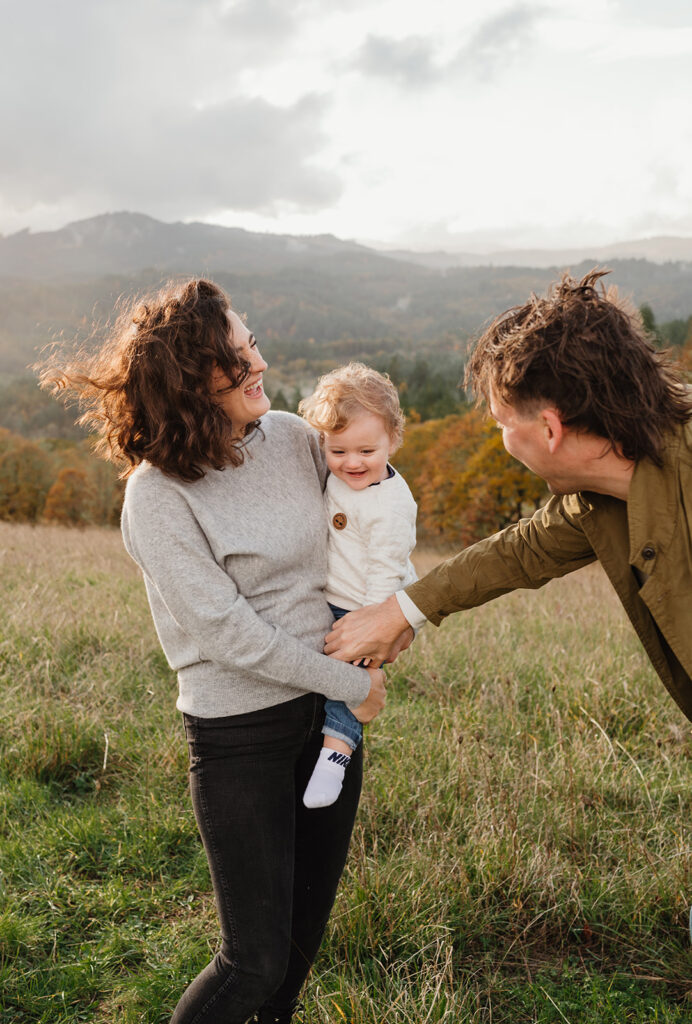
0, 430, 52, 521
639, 304, 661, 347
269, 387, 291, 412
87, 457, 124, 525
395, 409, 546, 546
43, 467, 96, 525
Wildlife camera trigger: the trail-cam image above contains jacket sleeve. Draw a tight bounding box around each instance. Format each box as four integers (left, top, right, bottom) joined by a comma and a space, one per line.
405, 493, 597, 625
121, 480, 370, 708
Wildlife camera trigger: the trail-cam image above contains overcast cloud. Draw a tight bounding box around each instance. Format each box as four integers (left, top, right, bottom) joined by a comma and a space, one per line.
1, 0, 691, 250
354, 6, 544, 88
1, 0, 339, 227
453, 4, 545, 79
355, 35, 440, 88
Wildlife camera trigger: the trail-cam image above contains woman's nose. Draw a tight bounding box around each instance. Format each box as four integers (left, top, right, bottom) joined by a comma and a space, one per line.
251, 348, 268, 372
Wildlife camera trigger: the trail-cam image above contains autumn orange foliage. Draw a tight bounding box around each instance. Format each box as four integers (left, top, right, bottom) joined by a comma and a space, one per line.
394, 408, 546, 547
0, 427, 123, 526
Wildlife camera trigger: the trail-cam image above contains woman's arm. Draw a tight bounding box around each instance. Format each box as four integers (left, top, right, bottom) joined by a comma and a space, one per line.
122, 478, 371, 710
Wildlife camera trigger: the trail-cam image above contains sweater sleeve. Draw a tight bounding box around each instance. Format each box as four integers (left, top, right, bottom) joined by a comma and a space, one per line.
305, 423, 328, 491
121, 478, 371, 708
405, 493, 597, 625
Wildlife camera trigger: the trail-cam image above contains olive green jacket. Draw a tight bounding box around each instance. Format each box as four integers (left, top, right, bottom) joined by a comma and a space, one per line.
405, 421, 692, 721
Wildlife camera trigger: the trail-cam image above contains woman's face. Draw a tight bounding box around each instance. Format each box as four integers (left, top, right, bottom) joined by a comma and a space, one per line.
210, 310, 270, 432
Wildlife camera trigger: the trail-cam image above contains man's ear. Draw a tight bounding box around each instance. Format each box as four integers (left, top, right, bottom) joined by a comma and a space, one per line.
542, 409, 564, 454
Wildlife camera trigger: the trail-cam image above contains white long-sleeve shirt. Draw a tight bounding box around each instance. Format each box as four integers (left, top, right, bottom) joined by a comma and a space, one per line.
324, 466, 418, 610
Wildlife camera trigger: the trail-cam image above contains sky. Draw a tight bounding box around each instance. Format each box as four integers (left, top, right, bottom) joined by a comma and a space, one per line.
2, 0, 692, 252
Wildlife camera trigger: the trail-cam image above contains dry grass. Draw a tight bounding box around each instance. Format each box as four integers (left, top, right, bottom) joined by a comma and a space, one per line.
1, 524, 692, 1023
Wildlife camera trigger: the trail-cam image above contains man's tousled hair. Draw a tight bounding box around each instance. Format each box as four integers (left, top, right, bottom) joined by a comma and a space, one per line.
39, 278, 258, 481
466, 268, 692, 465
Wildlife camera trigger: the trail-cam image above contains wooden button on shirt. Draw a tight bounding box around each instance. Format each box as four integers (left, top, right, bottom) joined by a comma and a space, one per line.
333, 512, 347, 530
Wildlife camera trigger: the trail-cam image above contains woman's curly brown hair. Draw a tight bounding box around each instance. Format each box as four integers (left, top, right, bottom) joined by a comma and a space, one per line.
39, 278, 260, 481
466, 268, 692, 466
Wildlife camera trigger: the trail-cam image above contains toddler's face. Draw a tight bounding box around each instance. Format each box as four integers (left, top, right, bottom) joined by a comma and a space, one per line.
324, 411, 393, 490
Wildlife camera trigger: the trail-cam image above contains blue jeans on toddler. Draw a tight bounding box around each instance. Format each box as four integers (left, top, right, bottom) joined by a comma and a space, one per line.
323, 603, 364, 752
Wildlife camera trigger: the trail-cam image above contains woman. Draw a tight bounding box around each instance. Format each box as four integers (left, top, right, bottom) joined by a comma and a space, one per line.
43, 279, 385, 1024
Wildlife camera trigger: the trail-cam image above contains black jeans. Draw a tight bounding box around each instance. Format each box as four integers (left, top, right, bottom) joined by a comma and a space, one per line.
171, 693, 363, 1024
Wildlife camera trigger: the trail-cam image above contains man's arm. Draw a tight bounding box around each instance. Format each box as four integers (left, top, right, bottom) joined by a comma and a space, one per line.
326, 493, 597, 662
324, 593, 417, 664
406, 493, 596, 625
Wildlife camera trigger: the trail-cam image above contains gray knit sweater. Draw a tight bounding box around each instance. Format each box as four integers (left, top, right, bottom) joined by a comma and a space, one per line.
121, 411, 371, 717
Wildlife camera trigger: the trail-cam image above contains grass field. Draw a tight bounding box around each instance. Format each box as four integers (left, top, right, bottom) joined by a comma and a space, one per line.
1, 522, 691, 1023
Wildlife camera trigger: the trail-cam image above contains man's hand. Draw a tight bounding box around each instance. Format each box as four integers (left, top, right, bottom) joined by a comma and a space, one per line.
325, 594, 414, 665
351, 666, 386, 723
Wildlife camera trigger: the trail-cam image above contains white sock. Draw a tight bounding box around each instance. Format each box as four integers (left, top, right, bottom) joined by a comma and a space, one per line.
303, 747, 351, 808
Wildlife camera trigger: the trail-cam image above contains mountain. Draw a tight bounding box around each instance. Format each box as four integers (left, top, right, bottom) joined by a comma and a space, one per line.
4, 212, 692, 280
379, 236, 692, 270
0, 212, 378, 280
0, 213, 690, 381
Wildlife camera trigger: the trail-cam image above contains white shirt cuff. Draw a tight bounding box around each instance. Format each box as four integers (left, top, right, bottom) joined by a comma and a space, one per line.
395, 590, 428, 631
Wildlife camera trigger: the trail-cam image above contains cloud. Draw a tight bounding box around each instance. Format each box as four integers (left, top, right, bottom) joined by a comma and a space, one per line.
220, 0, 298, 44
353, 5, 545, 89
453, 4, 546, 79
354, 34, 439, 87
0, 0, 342, 228
0, 93, 341, 220
614, 0, 692, 28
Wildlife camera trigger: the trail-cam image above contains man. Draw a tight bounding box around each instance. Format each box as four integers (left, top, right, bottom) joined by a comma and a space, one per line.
325, 269, 692, 723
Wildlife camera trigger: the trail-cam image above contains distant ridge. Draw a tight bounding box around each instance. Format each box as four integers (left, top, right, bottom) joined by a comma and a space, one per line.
378, 236, 692, 270
0, 212, 691, 379
0, 211, 374, 280
2, 211, 691, 279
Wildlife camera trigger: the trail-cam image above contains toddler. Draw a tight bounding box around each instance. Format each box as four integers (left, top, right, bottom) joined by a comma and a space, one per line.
299, 362, 417, 808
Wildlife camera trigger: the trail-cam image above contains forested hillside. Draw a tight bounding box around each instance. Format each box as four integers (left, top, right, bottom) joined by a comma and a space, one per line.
2, 213, 692, 383
1, 214, 691, 540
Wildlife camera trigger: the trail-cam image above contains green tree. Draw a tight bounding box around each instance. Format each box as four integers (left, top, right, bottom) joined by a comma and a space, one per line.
269, 387, 291, 412
639, 304, 662, 346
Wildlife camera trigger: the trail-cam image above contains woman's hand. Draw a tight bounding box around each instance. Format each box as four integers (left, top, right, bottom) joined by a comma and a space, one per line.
351, 666, 386, 723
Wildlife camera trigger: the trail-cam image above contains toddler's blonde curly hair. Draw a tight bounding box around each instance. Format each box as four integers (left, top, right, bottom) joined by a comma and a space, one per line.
299, 362, 405, 450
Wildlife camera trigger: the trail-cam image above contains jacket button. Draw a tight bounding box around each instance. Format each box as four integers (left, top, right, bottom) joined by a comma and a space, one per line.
642, 545, 655, 560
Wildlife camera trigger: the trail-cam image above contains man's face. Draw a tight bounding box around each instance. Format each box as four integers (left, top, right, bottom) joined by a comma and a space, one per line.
489, 390, 582, 495
489, 391, 550, 476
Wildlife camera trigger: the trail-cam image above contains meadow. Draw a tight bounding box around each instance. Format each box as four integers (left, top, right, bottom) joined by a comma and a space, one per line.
1, 522, 691, 1023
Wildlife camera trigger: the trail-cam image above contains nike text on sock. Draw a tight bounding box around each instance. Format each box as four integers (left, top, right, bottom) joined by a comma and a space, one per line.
326, 751, 351, 767
303, 747, 352, 808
